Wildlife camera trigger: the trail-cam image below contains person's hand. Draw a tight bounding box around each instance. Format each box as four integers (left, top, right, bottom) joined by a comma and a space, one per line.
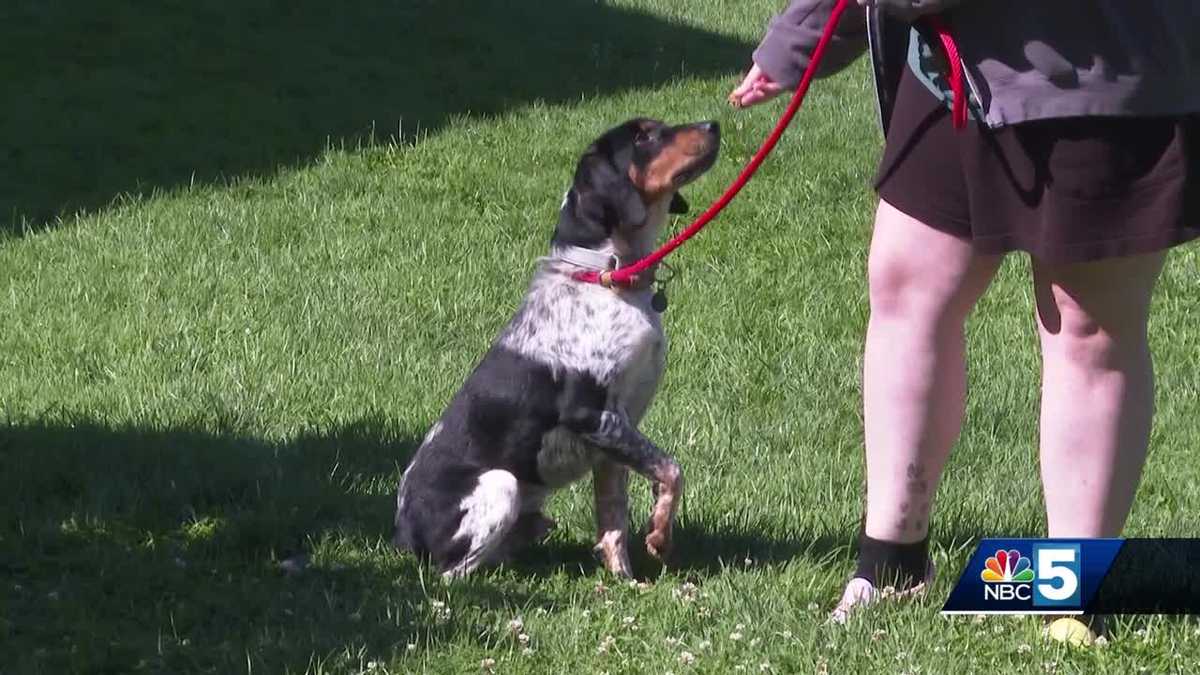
728, 63, 785, 109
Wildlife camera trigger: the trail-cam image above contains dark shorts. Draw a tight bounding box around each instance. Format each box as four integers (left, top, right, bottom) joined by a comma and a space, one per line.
874, 67, 1200, 264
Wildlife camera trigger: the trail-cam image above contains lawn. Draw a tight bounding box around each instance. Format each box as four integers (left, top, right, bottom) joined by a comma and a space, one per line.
2, 1, 1199, 673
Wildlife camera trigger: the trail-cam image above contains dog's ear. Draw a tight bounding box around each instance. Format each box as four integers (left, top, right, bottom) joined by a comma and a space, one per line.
575, 156, 646, 230
669, 192, 689, 215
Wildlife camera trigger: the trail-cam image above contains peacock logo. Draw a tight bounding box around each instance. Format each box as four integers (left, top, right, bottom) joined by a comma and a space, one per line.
981, 549, 1035, 583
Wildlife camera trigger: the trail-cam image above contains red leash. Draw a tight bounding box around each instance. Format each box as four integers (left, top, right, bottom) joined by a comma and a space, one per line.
926, 15, 968, 130
576, 0, 965, 288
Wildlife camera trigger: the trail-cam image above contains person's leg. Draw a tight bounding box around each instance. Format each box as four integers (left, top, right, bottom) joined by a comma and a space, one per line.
1032, 252, 1164, 538
861, 200, 1003, 545
832, 200, 1002, 622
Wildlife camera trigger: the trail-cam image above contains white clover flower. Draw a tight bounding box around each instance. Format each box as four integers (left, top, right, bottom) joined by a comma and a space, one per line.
673, 583, 700, 603
598, 635, 616, 654
428, 600, 452, 623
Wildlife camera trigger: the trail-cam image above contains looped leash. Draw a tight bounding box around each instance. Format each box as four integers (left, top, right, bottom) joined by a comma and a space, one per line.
577, 0, 965, 288
925, 15, 967, 130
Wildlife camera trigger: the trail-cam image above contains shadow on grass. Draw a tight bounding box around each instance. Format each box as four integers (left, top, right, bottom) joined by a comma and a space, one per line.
5, 416, 1094, 670
497, 517, 858, 582
0, 415, 543, 672
1, 0, 753, 232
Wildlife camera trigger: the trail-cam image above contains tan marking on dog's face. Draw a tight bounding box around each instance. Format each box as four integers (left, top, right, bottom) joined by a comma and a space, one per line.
628, 127, 717, 199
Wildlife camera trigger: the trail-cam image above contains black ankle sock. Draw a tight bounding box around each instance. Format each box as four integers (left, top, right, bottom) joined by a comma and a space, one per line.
854, 528, 930, 589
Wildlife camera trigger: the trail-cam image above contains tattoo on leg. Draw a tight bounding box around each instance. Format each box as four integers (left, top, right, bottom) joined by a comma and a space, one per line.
900, 463, 932, 532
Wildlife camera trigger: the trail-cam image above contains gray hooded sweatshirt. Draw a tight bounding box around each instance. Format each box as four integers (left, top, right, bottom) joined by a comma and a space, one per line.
752, 0, 1200, 132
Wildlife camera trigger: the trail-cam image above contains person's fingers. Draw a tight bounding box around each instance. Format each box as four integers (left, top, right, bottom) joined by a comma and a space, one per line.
729, 64, 787, 108
730, 80, 785, 108
729, 64, 764, 101
756, 80, 785, 99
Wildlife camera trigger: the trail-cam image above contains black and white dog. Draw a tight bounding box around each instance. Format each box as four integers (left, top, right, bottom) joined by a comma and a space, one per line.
394, 118, 719, 577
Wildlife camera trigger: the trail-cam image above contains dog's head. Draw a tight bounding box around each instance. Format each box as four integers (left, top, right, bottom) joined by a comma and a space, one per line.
554, 118, 720, 250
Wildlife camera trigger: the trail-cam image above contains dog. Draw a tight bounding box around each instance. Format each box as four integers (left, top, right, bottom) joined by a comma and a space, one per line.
393, 117, 720, 577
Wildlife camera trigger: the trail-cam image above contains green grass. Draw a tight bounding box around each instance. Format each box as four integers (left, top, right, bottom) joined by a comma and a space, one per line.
3, 1, 1200, 673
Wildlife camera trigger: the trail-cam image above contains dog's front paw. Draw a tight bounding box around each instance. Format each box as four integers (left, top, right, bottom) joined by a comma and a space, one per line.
644, 464, 682, 563
594, 531, 633, 577
644, 527, 672, 562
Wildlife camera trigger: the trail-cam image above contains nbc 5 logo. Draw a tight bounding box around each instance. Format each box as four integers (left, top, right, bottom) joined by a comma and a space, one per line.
979, 544, 1082, 608
1032, 543, 1081, 607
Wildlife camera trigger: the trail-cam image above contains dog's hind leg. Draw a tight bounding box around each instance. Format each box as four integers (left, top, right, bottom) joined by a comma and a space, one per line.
593, 459, 633, 576
441, 469, 521, 578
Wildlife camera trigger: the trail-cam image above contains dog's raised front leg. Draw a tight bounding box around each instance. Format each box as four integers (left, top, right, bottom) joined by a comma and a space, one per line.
593, 459, 632, 576
580, 410, 682, 562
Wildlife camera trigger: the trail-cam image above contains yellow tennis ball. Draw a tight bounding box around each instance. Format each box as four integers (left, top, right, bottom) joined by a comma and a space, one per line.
1045, 617, 1096, 647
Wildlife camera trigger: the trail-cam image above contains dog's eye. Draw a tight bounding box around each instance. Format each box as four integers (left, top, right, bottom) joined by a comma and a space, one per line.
634, 130, 658, 146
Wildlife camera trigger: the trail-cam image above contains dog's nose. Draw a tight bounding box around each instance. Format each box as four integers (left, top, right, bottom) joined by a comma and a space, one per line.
697, 121, 720, 135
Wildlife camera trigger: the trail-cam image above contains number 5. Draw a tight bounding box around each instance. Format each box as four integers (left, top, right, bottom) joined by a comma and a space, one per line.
1036, 547, 1079, 603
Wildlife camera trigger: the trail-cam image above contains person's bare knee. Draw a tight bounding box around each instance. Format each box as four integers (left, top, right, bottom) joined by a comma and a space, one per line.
1034, 253, 1164, 370
868, 200, 1001, 327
